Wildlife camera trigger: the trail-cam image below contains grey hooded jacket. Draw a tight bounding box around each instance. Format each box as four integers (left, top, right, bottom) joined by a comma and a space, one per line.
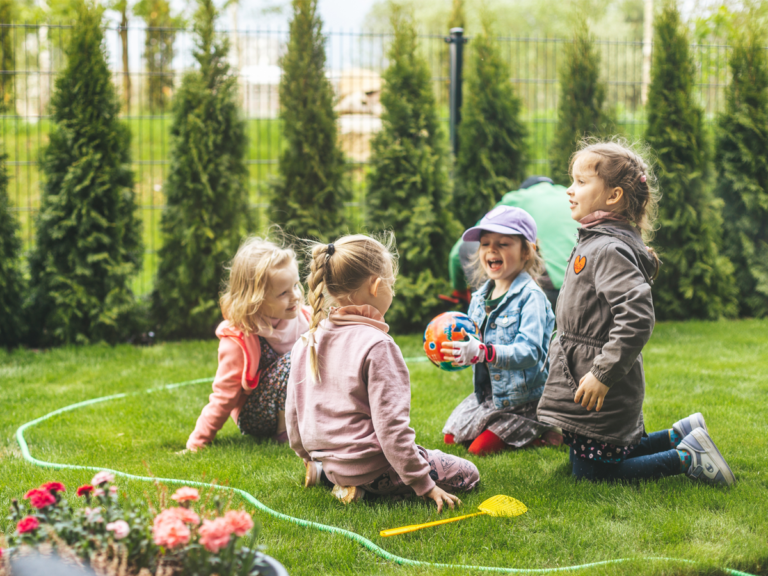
536, 222, 657, 446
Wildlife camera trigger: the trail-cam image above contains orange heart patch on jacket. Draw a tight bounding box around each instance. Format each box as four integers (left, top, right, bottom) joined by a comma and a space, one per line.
574, 255, 587, 275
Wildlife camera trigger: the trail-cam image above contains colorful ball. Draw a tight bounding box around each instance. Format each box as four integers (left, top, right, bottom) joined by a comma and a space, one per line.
423, 311, 481, 372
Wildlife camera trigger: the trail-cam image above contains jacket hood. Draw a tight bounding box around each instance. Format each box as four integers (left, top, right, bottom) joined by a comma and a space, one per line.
579, 222, 657, 284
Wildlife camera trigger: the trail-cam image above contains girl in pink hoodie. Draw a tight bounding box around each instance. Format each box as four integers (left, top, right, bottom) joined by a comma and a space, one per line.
186, 237, 311, 452
286, 234, 480, 511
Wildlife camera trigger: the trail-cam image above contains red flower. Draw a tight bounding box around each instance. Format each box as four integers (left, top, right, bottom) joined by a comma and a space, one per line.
41, 482, 66, 494
76, 485, 94, 497
24, 488, 56, 509
17, 516, 40, 534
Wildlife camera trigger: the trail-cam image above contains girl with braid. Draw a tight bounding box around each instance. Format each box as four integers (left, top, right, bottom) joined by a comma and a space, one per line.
286, 234, 479, 509
185, 237, 311, 452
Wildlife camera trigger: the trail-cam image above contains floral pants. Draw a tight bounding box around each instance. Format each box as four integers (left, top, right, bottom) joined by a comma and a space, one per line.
237, 338, 290, 438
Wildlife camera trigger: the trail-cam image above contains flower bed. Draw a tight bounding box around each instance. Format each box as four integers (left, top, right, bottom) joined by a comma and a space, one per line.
1, 473, 284, 576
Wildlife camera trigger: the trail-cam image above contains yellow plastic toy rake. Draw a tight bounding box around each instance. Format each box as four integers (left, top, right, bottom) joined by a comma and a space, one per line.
379, 495, 527, 537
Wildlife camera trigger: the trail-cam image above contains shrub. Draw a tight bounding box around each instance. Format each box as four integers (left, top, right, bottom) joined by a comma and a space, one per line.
0, 150, 25, 347
549, 16, 613, 185
3, 475, 270, 576
645, 1, 737, 320
152, 0, 250, 340
454, 16, 528, 229
366, 6, 461, 332
27, 0, 143, 346
267, 0, 349, 242
714, 19, 768, 317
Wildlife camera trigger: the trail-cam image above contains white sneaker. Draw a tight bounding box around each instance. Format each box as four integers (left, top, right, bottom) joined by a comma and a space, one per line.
678, 428, 736, 486
672, 412, 708, 439
331, 484, 365, 504
304, 461, 323, 488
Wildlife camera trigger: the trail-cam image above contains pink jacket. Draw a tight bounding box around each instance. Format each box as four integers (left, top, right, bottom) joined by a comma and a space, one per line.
285, 305, 435, 496
187, 308, 311, 450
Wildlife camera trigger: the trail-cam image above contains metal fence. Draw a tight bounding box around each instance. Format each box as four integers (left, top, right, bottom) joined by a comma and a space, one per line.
0, 23, 731, 294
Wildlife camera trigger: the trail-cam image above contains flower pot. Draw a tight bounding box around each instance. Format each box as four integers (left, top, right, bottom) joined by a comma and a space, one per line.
254, 554, 289, 576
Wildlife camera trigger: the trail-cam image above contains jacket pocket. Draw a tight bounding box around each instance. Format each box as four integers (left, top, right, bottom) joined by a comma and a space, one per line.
559, 356, 580, 393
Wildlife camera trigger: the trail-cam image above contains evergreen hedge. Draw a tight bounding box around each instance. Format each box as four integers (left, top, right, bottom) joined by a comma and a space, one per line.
454, 17, 528, 229
27, 0, 143, 346
366, 6, 461, 332
549, 17, 613, 185
152, 0, 249, 339
268, 0, 349, 242
0, 150, 26, 347
646, 2, 737, 320
715, 20, 768, 318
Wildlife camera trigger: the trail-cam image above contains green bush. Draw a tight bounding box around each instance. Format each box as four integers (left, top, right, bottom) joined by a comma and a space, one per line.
27, 0, 143, 346
152, 0, 250, 340
0, 150, 25, 347
549, 17, 613, 185
645, 1, 737, 320
366, 6, 461, 332
454, 17, 528, 229
268, 0, 349, 242
715, 19, 768, 318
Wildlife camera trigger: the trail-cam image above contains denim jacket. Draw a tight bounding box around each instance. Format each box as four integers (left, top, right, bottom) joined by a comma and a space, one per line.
468, 272, 555, 409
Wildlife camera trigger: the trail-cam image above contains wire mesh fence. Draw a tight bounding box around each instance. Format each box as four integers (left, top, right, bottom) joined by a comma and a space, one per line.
0, 23, 731, 295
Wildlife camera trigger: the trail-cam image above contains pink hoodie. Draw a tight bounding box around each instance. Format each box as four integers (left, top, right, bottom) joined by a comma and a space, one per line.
186, 307, 310, 450
285, 305, 435, 496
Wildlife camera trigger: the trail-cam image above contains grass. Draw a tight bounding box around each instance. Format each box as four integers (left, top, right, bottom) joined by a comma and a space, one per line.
1, 320, 767, 576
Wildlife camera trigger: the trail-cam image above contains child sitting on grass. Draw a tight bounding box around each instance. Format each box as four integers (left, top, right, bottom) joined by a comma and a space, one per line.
441, 206, 560, 456
537, 139, 735, 485
286, 234, 479, 510
185, 237, 311, 452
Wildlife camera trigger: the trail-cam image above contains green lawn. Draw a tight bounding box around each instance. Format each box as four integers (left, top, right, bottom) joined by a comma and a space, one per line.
1, 319, 767, 576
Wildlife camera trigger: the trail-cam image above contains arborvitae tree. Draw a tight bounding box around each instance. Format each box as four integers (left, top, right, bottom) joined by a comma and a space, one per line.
27, 0, 142, 345
646, 2, 737, 320
134, 0, 180, 111
366, 6, 461, 332
454, 17, 528, 228
268, 0, 348, 241
715, 19, 768, 317
152, 0, 249, 339
549, 17, 612, 185
0, 151, 26, 347
448, 0, 465, 29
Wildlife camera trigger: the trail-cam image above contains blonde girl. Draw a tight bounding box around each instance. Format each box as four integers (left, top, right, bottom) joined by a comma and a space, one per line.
537, 139, 735, 485
285, 234, 480, 510
186, 236, 311, 451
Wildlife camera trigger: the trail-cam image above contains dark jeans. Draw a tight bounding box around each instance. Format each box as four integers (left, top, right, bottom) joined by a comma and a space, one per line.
570, 430, 683, 482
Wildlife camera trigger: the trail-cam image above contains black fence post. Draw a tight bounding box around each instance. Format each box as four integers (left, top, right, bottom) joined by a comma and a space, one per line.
445, 27, 467, 157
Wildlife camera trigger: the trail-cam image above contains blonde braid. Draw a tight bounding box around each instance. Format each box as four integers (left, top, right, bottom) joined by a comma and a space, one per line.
306, 244, 331, 382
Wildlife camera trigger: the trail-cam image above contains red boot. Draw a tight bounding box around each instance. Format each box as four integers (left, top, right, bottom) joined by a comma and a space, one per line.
468, 430, 506, 456
444, 434, 456, 445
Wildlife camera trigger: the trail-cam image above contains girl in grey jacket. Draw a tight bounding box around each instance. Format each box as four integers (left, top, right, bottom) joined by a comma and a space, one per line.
536, 140, 735, 485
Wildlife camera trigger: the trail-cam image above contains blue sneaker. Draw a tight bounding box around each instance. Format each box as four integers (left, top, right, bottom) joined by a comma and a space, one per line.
672, 412, 708, 439
678, 428, 736, 486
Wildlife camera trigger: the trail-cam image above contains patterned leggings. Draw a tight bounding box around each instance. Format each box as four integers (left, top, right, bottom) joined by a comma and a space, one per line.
360, 447, 480, 496
237, 338, 290, 438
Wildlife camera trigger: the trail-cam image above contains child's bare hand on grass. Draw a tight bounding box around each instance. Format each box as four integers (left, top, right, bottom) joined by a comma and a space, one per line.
425, 486, 461, 513
574, 372, 609, 411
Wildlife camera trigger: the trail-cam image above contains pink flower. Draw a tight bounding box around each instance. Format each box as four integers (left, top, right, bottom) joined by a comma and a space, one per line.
198, 518, 233, 553
106, 520, 130, 540
93, 488, 105, 497
24, 488, 56, 509
170, 487, 199, 503
109, 486, 118, 495
41, 482, 66, 494
223, 510, 253, 537
77, 485, 94, 497
152, 517, 190, 549
153, 507, 200, 527
85, 507, 104, 523
17, 516, 39, 534
91, 471, 114, 486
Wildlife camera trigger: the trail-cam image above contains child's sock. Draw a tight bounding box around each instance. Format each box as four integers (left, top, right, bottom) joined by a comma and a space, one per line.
444, 434, 455, 445
468, 430, 506, 456
677, 448, 692, 473
669, 428, 683, 448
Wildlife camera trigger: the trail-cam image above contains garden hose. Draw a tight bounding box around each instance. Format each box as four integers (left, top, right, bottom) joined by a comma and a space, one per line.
14, 364, 755, 576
